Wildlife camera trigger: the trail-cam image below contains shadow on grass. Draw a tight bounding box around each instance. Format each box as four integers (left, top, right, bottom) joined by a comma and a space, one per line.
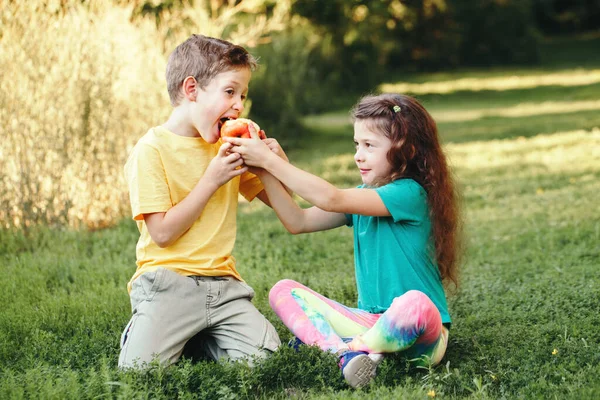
439, 109, 600, 144
420, 82, 600, 111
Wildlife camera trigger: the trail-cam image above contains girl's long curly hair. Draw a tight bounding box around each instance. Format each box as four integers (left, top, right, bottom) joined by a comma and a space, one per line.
351, 93, 462, 287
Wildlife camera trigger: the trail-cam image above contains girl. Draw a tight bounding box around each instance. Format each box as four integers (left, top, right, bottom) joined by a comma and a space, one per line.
224, 93, 461, 389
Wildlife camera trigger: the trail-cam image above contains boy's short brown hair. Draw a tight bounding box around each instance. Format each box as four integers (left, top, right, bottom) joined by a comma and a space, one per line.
166, 34, 258, 106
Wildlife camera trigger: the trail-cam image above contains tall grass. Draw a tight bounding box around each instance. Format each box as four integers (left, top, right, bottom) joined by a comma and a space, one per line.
0, 2, 168, 230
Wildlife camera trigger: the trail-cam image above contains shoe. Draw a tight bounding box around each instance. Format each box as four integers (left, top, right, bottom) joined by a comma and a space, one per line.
342, 337, 385, 366
287, 336, 305, 351
368, 353, 384, 365
338, 351, 377, 389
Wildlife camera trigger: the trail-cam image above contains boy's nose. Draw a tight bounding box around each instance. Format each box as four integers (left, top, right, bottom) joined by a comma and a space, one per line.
232, 98, 244, 112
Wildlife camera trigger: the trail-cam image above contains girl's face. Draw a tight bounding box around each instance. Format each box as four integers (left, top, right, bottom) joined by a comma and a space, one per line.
191, 68, 251, 143
353, 119, 393, 186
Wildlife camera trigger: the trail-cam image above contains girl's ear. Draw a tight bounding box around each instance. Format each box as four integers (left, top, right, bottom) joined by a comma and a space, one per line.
182, 76, 198, 101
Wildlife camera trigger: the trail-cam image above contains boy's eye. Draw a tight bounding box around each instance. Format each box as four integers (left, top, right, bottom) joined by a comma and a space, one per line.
226, 89, 234, 95
241, 94, 247, 101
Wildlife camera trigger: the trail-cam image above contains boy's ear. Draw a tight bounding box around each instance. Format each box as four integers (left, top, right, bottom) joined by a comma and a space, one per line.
182, 76, 198, 101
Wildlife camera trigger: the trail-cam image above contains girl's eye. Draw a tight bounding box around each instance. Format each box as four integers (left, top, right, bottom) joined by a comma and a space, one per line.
226, 89, 234, 95
241, 94, 247, 101
365, 142, 372, 148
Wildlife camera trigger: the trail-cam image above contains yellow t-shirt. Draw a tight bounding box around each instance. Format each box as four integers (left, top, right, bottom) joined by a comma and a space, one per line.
124, 126, 263, 292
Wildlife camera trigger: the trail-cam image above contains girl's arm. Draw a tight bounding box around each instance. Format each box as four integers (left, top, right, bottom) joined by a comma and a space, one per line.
255, 169, 348, 234
225, 136, 391, 217
254, 137, 293, 208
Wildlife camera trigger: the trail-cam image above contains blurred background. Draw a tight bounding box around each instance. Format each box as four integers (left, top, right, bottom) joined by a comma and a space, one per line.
1, 0, 599, 231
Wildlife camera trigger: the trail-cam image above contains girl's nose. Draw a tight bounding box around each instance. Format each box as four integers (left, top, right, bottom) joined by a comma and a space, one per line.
354, 148, 364, 162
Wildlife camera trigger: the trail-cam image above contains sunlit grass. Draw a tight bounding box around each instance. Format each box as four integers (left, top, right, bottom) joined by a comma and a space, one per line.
433, 99, 600, 122
438, 108, 600, 143
446, 128, 600, 173
380, 68, 600, 95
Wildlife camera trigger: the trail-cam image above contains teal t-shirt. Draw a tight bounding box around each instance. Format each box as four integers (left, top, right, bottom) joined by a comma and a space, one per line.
346, 179, 451, 324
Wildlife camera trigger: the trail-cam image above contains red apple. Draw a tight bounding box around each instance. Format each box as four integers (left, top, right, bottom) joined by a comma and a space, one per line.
220, 118, 266, 139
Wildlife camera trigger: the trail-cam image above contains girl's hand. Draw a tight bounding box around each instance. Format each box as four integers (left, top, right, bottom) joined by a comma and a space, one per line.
223, 124, 273, 168
263, 138, 289, 162
205, 142, 248, 187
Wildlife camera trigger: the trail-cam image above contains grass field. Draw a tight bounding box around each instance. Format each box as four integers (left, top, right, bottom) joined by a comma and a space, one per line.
1, 35, 599, 399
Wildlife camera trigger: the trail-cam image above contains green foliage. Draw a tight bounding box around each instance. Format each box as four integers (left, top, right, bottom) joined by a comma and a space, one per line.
293, 0, 541, 76
249, 27, 357, 144
534, 0, 600, 34
454, 0, 540, 66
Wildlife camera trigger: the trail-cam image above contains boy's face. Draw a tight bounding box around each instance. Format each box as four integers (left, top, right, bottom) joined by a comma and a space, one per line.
191, 67, 251, 143
353, 119, 393, 186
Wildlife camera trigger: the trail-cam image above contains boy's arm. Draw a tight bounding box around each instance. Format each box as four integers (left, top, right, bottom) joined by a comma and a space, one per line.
144, 142, 247, 247
254, 170, 347, 234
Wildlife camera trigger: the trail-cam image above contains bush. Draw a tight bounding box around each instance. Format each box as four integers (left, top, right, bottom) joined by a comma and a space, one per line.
293, 0, 541, 73
249, 27, 347, 145
454, 0, 540, 66
534, 0, 600, 34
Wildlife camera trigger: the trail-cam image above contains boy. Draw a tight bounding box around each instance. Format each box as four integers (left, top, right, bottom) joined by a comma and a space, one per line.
118, 34, 282, 368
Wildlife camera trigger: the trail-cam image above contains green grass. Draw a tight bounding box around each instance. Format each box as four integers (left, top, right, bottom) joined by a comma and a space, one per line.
1, 35, 600, 399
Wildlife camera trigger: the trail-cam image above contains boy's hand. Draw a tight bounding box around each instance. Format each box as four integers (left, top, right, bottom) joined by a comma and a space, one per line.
205, 142, 248, 187
224, 124, 273, 168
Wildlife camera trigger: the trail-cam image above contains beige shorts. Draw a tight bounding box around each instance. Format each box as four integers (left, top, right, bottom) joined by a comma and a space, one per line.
118, 268, 281, 368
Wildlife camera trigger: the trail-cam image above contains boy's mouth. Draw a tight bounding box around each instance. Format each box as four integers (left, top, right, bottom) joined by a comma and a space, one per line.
218, 117, 236, 131
218, 118, 228, 131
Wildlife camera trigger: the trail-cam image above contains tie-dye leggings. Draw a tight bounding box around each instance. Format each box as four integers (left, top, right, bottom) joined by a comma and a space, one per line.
269, 279, 449, 366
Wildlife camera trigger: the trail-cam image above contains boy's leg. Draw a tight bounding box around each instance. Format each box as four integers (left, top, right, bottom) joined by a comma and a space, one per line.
269, 279, 380, 353
347, 290, 447, 365
196, 277, 281, 364
118, 268, 206, 368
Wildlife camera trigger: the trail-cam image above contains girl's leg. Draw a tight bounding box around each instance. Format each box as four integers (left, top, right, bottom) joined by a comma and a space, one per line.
348, 290, 447, 365
269, 279, 380, 353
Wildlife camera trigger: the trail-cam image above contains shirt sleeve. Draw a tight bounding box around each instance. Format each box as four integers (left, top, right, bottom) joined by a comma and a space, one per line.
124, 142, 172, 221
375, 179, 428, 223
345, 213, 353, 227
239, 171, 264, 202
